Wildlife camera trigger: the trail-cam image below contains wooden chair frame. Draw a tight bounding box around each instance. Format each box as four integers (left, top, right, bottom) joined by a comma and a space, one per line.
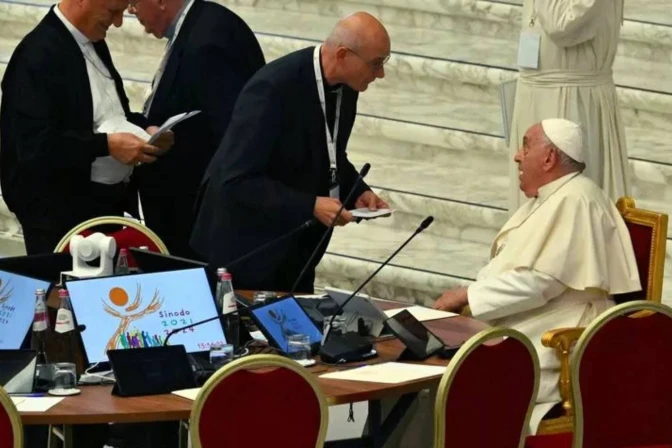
434, 327, 540, 448
570, 301, 672, 448
53, 216, 169, 254
0, 386, 24, 448
190, 354, 329, 448
537, 197, 667, 435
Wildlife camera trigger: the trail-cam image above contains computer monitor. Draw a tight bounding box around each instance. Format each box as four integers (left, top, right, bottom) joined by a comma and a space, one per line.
246, 295, 323, 352
0, 270, 52, 350
0, 349, 37, 394
65, 268, 226, 365
0, 253, 71, 283
130, 249, 217, 294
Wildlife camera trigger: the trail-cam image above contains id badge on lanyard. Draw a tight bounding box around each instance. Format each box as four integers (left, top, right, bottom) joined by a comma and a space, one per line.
313, 45, 342, 199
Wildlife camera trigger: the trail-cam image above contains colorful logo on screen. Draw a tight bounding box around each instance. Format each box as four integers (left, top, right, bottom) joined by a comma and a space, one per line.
119, 328, 165, 348
0, 278, 13, 305
102, 284, 163, 352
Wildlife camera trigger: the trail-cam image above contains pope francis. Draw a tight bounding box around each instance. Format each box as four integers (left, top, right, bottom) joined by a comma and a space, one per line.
435, 118, 641, 433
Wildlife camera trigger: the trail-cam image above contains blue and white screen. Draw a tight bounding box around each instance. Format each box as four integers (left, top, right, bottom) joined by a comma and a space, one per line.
251, 296, 322, 351
0, 270, 50, 349
66, 268, 225, 363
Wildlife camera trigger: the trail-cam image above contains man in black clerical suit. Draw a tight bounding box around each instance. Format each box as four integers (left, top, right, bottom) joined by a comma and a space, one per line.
191, 12, 391, 293
128, 0, 265, 258
0, 0, 172, 255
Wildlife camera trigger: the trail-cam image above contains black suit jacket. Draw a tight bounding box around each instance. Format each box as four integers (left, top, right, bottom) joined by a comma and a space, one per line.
0, 8, 147, 237
191, 47, 369, 292
135, 0, 264, 257
137, 0, 265, 198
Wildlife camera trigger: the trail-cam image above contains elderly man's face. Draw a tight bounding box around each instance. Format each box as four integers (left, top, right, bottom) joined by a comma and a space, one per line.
127, 0, 165, 38
80, 0, 127, 41
338, 38, 390, 92
514, 124, 554, 198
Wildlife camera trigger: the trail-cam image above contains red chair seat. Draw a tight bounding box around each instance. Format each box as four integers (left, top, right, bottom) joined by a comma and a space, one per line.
525, 433, 572, 448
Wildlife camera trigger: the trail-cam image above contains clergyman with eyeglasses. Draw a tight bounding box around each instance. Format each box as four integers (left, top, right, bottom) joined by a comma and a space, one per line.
191, 12, 391, 293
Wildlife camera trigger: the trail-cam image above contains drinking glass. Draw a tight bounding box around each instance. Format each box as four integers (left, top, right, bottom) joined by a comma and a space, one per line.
210, 344, 234, 369
287, 334, 311, 363
48, 362, 80, 396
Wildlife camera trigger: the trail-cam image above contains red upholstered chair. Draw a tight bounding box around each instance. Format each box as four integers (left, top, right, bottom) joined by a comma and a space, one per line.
0, 386, 23, 448
190, 354, 328, 448
526, 301, 672, 448
434, 327, 539, 448
536, 197, 668, 436
53, 216, 169, 269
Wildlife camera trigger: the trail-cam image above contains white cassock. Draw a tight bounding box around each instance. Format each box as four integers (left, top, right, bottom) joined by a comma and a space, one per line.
469, 172, 640, 434
508, 0, 629, 213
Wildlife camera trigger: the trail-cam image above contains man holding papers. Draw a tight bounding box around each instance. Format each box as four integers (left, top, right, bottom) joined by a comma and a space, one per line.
0, 0, 172, 255
191, 13, 390, 292
128, 0, 265, 257
434, 119, 640, 433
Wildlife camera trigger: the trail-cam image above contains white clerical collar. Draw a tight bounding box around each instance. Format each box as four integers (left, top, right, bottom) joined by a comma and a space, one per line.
536, 172, 581, 201
53, 4, 90, 45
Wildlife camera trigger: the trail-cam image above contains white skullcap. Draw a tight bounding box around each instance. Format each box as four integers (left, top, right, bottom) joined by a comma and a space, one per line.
541, 118, 584, 163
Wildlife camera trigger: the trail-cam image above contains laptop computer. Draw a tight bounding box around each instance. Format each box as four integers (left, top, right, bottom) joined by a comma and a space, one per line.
0, 269, 52, 350
0, 253, 71, 284
0, 349, 38, 394
65, 268, 226, 366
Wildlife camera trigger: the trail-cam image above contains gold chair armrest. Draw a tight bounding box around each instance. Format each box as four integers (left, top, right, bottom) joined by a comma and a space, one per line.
542, 327, 585, 417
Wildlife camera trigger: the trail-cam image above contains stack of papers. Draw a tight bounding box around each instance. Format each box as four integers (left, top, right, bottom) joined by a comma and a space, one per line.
351, 208, 394, 219
321, 362, 446, 384
384, 305, 457, 321
148, 111, 201, 145
11, 397, 64, 412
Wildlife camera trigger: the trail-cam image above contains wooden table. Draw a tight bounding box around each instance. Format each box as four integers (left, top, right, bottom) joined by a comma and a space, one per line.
29, 293, 487, 447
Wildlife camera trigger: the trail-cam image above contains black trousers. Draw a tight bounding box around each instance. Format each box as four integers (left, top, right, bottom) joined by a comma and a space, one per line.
141, 190, 199, 259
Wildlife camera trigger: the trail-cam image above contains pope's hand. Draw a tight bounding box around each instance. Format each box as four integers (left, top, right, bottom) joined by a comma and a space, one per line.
433, 287, 469, 312
314, 197, 354, 227
107, 133, 160, 166
146, 126, 174, 153
355, 190, 389, 211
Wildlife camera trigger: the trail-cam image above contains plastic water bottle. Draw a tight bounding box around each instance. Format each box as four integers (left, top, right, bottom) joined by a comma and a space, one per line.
32, 288, 49, 365
115, 248, 130, 275
216, 269, 239, 350
215, 267, 227, 313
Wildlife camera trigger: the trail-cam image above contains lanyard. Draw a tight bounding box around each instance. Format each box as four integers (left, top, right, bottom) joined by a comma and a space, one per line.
313, 45, 342, 198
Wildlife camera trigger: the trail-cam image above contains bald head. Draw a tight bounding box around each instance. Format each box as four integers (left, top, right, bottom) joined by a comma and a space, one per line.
321, 12, 391, 92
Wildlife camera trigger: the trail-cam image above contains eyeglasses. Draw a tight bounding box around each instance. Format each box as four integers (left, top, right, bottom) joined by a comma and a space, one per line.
346, 48, 390, 71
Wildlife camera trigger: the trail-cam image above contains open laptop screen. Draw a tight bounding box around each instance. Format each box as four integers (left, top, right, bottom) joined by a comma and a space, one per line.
0, 349, 37, 394
66, 268, 226, 364
0, 270, 51, 349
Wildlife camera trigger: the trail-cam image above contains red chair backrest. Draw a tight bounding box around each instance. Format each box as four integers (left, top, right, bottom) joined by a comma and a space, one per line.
0, 387, 21, 448
196, 365, 324, 447
438, 328, 538, 448
574, 303, 672, 448
62, 227, 162, 268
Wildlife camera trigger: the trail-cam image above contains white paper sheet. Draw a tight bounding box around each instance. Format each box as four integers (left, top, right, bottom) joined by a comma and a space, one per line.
172, 388, 201, 401
320, 362, 446, 384
350, 208, 393, 219
384, 305, 457, 321
12, 397, 64, 412
147, 111, 201, 144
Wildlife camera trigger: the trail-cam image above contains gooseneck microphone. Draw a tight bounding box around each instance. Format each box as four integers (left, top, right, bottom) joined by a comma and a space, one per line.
289, 163, 371, 296
319, 216, 435, 363
224, 219, 316, 270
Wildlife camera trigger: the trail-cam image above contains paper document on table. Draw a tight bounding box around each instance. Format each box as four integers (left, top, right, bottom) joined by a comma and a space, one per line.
172, 388, 201, 401
351, 208, 394, 219
321, 362, 446, 384
12, 397, 64, 412
147, 111, 201, 144
384, 305, 458, 321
